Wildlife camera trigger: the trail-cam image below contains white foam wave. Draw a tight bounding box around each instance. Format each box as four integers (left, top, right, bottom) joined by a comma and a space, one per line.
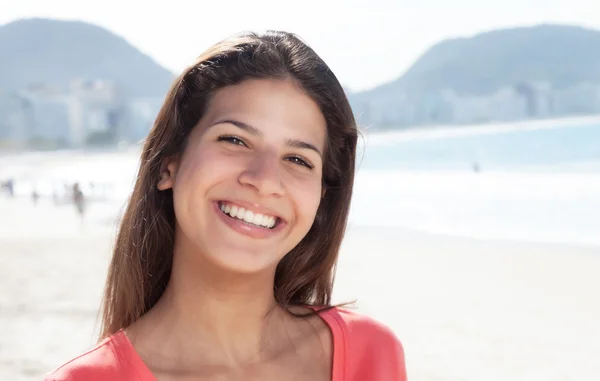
350, 170, 600, 247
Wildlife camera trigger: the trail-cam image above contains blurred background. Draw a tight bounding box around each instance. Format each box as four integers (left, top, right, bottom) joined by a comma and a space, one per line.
1, 1, 599, 380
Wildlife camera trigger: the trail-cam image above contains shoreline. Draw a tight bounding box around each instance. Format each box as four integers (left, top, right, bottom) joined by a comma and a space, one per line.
346, 222, 600, 252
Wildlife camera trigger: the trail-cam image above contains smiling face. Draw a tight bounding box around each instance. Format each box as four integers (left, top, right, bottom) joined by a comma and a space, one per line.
157, 78, 327, 274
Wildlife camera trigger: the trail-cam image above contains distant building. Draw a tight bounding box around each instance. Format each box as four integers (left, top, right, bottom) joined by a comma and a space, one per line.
551, 83, 600, 115
18, 85, 70, 145
0, 79, 131, 148
68, 79, 123, 146
0, 92, 29, 143
351, 81, 600, 129
126, 97, 164, 142
486, 87, 527, 122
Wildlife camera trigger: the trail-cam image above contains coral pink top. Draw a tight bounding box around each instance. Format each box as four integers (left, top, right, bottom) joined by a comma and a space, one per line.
45, 308, 407, 380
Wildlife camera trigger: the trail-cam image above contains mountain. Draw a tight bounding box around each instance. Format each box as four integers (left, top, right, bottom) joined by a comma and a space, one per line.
356, 24, 600, 100
0, 18, 175, 97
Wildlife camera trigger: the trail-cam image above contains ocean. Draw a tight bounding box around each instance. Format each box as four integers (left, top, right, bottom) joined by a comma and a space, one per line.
352, 118, 600, 247
2, 117, 599, 247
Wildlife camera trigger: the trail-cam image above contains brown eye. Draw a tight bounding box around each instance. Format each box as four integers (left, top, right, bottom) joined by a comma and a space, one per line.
218, 135, 247, 147
286, 156, 314, 169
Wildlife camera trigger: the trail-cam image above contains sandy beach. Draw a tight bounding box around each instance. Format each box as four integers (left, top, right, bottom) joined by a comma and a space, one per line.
1, 196, 599, 381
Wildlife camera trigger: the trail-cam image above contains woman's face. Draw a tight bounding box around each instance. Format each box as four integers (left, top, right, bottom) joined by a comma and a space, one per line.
158, 78, 327, 274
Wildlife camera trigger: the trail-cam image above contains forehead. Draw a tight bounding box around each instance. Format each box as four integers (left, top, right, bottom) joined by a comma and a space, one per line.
203, 78, 327, 148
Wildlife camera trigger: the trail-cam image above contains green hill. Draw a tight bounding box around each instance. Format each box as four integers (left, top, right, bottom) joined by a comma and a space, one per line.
0, 18, 175, 97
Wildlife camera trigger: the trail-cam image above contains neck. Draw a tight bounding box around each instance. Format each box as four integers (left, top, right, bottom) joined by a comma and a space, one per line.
136, 235, 289, 366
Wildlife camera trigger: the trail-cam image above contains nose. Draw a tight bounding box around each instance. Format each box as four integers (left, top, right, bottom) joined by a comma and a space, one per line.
238, 151, 285, 197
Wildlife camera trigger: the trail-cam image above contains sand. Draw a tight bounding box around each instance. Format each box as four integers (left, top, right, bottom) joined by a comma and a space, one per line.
1, 197, 599, 381
337, 226, 600, 380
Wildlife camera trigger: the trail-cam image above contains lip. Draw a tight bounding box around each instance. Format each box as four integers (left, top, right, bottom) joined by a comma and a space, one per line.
213, 201, 287, 239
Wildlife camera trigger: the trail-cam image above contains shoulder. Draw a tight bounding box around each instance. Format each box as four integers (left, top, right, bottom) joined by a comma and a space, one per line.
319, 307, 407, 380
43, 332, 132, 381
323, 307, 404, 350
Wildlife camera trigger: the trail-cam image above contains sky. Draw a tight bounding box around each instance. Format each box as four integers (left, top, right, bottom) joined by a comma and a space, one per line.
2, 0, 600, 92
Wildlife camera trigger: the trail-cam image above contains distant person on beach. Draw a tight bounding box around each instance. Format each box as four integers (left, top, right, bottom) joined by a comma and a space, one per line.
45, 31, 406, 381
31, 189, 40, 205
1, 178, 14, 197
72, 183, 85, 220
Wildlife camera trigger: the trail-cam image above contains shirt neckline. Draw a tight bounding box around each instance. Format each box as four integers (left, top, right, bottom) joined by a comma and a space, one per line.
112, 306, 345, 381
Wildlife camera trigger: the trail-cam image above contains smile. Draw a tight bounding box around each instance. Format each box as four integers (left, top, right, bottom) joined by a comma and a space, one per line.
217, 201, 281, 230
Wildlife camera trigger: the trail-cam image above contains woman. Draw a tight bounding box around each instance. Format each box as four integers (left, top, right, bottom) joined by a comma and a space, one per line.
45, 30, 406, 381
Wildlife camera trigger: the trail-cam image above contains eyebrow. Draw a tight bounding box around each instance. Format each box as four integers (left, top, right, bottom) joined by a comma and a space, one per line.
214, 119, 323, 158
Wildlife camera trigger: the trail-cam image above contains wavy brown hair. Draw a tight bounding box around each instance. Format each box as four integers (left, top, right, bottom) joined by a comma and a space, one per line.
100, 31, 358, 339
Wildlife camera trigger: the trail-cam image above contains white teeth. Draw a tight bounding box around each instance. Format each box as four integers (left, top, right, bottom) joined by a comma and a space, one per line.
236, 208, 244, 220
243, 210, 255, 223
259, 214, 269, 226
219, 202, 277, 229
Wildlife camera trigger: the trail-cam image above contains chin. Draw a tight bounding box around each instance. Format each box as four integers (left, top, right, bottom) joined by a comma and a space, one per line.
203, 244, 282, 275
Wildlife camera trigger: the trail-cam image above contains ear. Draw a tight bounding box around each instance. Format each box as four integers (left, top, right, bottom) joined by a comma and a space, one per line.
156, 157, 179, 191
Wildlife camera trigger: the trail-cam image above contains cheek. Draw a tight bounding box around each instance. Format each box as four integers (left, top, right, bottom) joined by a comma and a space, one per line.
172, 148, 224, 211
176, 146, 232, 189
292, 179, 323, 222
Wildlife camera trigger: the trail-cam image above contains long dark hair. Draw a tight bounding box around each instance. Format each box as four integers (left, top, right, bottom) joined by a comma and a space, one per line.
100, 31, 358, 339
